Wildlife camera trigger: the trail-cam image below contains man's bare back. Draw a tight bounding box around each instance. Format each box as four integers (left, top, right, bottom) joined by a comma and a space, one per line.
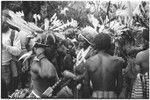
85, 52, 124, 96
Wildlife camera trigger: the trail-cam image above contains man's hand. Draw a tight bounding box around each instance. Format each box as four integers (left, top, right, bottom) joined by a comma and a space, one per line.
62, 70, 76, 79
73, 75, 81, 81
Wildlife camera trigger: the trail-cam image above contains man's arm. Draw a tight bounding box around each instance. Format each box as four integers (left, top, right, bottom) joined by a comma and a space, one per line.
135, 52, 142, 65
82, 66, 91, 98
4, 31, 22, 56
135, 52, 142, 72
74, 61, 91, 98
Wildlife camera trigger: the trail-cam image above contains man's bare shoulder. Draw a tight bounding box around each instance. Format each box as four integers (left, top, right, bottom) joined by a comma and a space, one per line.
137, 49, 149, 57
41, 58, 55, 68
136, 49, 149, 63
86, 53, 124, 63
136, 51, 143, 59
86, 54, 100, 64
85, 54, 101, 72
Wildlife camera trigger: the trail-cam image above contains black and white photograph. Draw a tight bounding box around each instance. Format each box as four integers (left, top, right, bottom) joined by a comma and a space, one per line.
1, 0, 149, 99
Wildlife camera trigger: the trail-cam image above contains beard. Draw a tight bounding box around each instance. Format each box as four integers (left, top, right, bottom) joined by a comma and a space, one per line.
2, 22, 9, 33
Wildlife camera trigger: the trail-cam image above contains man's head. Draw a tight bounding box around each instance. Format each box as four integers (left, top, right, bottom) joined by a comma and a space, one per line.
1, 21, 9, 33
142, 29, 149, 49
1, 10, 11, 33
142, 29, 149, 42
93, 33, 111, 52
78, 34, 90, 49
2, 9, 20, 33
32, 33, 57, 60
78, 26, 98, 49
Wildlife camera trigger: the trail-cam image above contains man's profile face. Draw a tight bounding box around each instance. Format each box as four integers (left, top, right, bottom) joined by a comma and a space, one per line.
79, 40, 87, 49
78, 34, 87, 48
2, 21, 9, 33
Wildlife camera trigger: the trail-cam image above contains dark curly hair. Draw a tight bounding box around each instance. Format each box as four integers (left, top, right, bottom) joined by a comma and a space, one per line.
93, 33, 111, 52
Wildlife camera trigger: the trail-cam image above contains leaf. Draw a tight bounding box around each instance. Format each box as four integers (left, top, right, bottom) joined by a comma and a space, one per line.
28, 22, 43, 32
53, 32, 66, 40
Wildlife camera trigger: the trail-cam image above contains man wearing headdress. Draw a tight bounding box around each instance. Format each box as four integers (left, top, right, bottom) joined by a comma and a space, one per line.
131, 29, 149, 99
28, 34, 59, 98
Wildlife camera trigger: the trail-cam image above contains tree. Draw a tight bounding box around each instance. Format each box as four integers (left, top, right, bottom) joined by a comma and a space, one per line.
2, 1, 22, 12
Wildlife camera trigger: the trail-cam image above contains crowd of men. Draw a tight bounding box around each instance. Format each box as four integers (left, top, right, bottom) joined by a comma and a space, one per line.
1, 9, 149, 99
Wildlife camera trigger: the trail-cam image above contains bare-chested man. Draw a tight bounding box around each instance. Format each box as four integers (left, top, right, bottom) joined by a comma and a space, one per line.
77, 33, 124, 98
134, 29, 149, 98
27, 34, 59, 98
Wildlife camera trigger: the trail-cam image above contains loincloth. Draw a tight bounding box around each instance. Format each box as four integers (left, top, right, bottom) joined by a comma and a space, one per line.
92, 91, 117, 99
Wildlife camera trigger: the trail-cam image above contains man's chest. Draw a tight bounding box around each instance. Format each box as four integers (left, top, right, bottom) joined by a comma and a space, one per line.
31, 61, 41, 73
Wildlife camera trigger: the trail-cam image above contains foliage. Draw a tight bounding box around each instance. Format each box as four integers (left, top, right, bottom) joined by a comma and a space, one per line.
2, 1, 149, 51
133, 1, 149, 28
64, 1, 92, 27
41, 1, 68, 20
22, 1, 44, 21
2, 1, 22, 12
2, 1, 149, 71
